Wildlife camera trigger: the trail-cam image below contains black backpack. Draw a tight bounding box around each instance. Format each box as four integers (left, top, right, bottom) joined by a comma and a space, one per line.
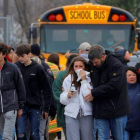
42, 61, 57, 120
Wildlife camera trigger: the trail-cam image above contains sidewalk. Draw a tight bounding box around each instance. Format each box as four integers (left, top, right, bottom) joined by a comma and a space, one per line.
54, 131, 65, 140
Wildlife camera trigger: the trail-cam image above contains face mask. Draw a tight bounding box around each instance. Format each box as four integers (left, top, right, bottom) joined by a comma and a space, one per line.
107, 42, 114, 46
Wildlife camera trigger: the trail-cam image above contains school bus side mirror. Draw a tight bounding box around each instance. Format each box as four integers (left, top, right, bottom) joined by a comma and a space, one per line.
29, 26, 37, 39
138, 31, 140, 49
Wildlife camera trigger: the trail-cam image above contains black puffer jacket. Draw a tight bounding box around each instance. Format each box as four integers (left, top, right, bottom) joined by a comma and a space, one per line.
89, 51, 130, 119
0, 58, 26, 113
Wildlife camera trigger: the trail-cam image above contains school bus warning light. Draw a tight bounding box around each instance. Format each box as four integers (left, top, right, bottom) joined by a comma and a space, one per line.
56, 14, 63, 21
48, 14, 64, 22
119, 14, 127, 21
111, 14, 126, 22
48, 14, 56, 21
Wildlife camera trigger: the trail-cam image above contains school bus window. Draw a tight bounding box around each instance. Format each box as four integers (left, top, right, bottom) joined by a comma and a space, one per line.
110, 30, 125, 42
53, 30, 68, 41
40, 28, 46, 52
40, 24, 134, 53
76, 30, 102, 45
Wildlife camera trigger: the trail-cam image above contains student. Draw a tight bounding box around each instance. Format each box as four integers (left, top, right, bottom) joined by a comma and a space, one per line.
15, 44, 52, 140
60, 56, 93, 140
52, 54, 78, 139
0, 42, 26, 140
47, 53, 60, 79
30, 44, 56, 140
114, 48, 130, 67
6, 46, 14, 63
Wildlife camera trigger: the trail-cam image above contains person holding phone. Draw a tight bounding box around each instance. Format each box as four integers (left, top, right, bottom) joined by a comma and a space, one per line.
60, 56, 93, 140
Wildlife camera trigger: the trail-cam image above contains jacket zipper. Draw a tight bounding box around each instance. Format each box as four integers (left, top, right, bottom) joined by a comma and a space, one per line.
13, 91, 15, 103
111, 99, 116, 110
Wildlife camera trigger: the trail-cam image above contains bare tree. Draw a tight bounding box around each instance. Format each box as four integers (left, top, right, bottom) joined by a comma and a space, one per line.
13, 0, 131, 44
12, 0, 85, 44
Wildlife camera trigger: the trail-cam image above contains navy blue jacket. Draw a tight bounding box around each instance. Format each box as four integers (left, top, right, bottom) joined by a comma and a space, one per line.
126, 82, 140, 131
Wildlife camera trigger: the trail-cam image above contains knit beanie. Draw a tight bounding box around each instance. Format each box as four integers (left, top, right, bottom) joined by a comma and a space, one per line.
31, 44, 40, 56
116, 49, 127, 57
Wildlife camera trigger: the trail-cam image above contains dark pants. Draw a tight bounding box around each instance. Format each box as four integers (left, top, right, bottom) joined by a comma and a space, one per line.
16, 106, 40, 140
125, 130, 140, 140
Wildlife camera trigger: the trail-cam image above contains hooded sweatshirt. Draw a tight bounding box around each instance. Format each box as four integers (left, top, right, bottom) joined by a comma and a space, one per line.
115, 49, 128, 67
80, 53, 89, 61
15, 60, 51, 112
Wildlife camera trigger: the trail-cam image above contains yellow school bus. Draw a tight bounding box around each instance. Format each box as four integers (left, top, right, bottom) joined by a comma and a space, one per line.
32, 3, 140, 69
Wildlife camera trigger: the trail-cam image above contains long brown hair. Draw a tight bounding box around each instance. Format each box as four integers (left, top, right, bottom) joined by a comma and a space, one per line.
48, 52, 60, 69
65, 56, 89, 90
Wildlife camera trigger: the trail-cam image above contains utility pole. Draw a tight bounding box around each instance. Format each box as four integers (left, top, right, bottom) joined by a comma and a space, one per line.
3, 0, 9, 16
3, 0, 9, 43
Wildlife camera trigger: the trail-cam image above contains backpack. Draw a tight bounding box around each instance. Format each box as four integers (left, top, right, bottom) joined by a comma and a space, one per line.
41, 61, 57, 120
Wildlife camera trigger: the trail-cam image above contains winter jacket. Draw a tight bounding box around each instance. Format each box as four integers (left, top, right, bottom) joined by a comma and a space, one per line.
41, 61, 54, 82
52, 70, 67, 127
0, 58, 26, 113
60, 74, 93, 119
126, 82, 140, 131
41, 61, 56, 119
15, 60, 51, 112
47, 62, 59, 79
113, 53, 128, 67
89, 50, 130, 119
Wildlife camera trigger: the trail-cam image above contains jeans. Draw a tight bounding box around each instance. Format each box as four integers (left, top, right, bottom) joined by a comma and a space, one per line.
96, 115, 127, 140
16, 106, 40, 140
0, 110, 17, 140
125, 130, 140, 140
93, 119, 98, 140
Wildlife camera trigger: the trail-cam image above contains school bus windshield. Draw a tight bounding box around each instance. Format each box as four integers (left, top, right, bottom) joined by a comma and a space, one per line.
40, 24, 135, 53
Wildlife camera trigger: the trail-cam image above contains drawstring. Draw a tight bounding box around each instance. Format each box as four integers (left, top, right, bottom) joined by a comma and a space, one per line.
79, 107, 84, 117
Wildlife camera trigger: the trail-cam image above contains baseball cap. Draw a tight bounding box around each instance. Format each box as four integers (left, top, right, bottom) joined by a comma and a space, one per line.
78, 42, 91, 51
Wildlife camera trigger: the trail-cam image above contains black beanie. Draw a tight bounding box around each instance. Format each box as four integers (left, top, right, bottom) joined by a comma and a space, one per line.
116, 49, 127, 57
31, 44, 40, 56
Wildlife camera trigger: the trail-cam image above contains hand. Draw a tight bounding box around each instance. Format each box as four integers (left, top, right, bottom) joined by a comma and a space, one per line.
50, 115, 55, 121
84, 88, 94, 102
79, 70, 86, 80
42, 111, 48, 119
62, 87, 65, 92
17, 109, 23, 118
67, 90, 76, 98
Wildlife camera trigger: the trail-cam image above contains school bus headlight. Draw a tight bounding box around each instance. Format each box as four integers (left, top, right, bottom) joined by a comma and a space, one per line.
48, 14, 56, 21
56, 14, 63, 21
119, 14, 126, 21
111, 14, 119, 21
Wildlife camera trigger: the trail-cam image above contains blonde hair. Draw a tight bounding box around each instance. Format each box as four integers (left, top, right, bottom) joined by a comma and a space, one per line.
31, 56, 41, 64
